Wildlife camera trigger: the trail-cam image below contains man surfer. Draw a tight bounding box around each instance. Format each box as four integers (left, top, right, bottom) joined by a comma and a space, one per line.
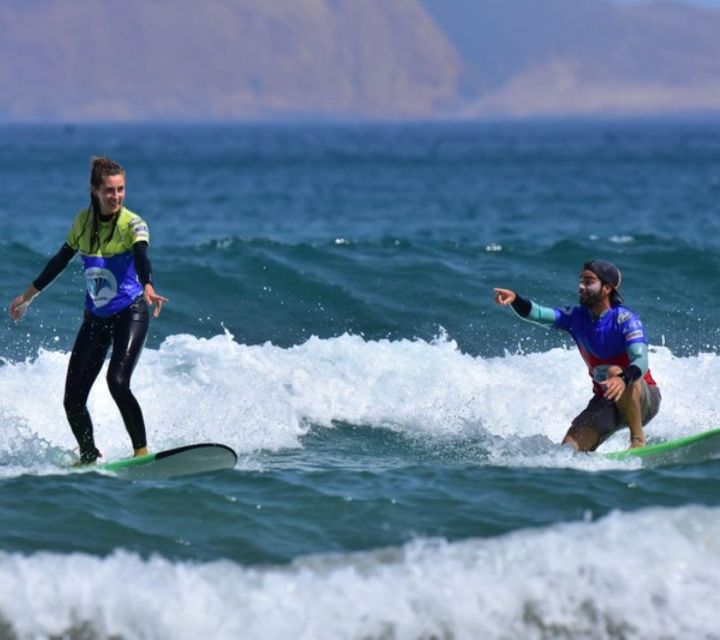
494, 260, 660, 451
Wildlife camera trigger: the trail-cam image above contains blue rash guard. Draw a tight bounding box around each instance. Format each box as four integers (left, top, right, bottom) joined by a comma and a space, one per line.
513, 299, 658, 396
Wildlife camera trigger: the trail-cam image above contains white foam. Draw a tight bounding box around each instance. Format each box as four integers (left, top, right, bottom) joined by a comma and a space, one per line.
0, 505, 717, 639
0, 331, 717, 472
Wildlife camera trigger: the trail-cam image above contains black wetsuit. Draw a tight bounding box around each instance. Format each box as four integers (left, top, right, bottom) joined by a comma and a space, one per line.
34, 239, 154, 463
64, 297, 150, 462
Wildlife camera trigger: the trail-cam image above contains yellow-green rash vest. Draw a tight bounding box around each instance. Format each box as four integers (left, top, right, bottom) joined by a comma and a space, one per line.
66, 207, 149, 317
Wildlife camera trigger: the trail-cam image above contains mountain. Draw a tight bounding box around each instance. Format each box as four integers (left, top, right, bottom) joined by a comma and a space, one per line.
0, 0, 460, 121
419, 0, 720, 117
1, 0, 719, 121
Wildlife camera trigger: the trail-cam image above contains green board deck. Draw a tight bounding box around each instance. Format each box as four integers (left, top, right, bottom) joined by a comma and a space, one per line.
603, 428, 720, 466
81, 443, 237, 479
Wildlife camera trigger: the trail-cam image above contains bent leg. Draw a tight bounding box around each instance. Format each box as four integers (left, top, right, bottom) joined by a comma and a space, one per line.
615, 377, 661, 448
64, 314, 112, 462
616, 380, 645, 446
562, 425, 602, 451
107, 299, 150, 452
563, 394, 620, 452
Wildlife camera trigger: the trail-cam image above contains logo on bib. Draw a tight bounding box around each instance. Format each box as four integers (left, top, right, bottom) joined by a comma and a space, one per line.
85, 267, 118, 307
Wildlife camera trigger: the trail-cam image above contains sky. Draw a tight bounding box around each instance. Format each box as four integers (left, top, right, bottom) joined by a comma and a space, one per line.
618, 0, 720, 5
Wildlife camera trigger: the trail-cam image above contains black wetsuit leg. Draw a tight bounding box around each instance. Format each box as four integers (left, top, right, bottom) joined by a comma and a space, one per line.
64, 313, 113, 462
64, 297, 150, 461
106, 297, 150, 451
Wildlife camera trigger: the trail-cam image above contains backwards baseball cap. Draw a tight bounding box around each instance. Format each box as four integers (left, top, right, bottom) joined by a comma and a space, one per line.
583, 259, 624, 306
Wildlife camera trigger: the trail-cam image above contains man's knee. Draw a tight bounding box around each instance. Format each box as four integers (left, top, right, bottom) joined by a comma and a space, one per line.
564, 425, 601, 451
619, 379, 642, 406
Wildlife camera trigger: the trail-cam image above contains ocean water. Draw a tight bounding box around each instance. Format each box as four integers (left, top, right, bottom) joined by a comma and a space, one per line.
1, 120, 719, 639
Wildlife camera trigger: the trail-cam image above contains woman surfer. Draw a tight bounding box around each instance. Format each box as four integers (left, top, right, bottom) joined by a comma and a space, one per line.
9, 156, 168, 464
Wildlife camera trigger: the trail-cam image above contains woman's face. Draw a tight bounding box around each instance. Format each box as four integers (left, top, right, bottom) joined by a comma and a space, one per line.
93, 173, 125, 217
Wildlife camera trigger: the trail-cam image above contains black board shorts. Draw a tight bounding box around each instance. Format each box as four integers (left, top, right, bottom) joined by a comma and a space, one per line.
571, 380, 661, 438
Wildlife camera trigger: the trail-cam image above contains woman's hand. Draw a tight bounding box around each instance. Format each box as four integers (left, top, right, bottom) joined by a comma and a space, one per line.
9, 296, 29, 320
9, 285, 39, 321
143, 284, 169, 318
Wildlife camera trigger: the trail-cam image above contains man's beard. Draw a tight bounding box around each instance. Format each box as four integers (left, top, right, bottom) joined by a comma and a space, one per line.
579, 288, 603, 307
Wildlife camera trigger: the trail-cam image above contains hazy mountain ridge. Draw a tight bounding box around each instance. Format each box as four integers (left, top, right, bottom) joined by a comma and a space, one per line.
0, 0, 460, 121
420, 0, 720, 117
1, 0, 719, 121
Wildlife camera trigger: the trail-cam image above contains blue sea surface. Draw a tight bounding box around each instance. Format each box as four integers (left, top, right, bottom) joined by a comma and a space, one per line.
1, 120, 720, 639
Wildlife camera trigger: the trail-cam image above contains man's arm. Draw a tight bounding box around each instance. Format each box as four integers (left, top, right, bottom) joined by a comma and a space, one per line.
494, 288, 556, 327
602, 343, 648, 402
619, 342, 648, 385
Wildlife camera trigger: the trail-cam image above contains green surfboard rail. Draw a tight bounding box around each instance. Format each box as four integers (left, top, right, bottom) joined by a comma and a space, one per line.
97, 452, 159, 472
70, 443, 237, 479
604, 427, 720, 465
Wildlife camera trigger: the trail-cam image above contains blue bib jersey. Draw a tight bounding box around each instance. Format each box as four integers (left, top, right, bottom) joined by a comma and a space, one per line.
552, 304, 658, 396
66, 207, 149, 317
